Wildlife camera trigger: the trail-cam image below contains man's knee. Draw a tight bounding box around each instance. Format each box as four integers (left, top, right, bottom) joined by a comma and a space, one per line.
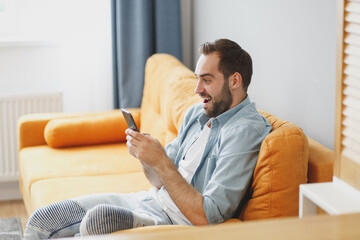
80, 204, 135, 236
27, 199, 86, 235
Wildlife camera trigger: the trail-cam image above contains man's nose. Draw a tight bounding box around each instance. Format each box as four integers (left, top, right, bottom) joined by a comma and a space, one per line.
194, 81, 204, 94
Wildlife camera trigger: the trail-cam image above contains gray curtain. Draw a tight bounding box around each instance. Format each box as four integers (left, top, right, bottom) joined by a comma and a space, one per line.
112, 0, 182, 108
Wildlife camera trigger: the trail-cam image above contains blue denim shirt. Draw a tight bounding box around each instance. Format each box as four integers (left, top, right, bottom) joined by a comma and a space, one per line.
164, 96, 272, 224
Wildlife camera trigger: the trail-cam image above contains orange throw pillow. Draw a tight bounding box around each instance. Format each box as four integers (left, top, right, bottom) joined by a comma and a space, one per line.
240, 111, 309, 220
44, 111, 137, 148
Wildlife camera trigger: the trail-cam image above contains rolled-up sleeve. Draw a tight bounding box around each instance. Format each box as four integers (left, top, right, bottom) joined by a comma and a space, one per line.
164, 137, 180, 164
202, 123, 266, 223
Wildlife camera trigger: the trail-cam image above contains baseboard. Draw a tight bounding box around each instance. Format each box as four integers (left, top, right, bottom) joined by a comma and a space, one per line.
0, 181, 22, 200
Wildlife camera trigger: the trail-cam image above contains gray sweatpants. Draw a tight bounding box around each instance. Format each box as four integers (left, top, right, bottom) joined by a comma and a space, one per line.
23, 191, 173, 239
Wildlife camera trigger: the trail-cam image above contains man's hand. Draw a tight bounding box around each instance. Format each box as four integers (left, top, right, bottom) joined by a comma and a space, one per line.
125, 129, 166, 189
125, 128, 208, 225
125, 129, 168, 170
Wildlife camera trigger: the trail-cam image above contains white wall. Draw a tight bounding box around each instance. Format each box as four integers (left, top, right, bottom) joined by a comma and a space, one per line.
192, 0, 337, 150
0, 0, 113, 112
0, 0, 113, 199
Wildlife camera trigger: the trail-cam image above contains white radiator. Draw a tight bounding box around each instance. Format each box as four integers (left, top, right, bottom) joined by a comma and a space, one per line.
0, 92, 62, 182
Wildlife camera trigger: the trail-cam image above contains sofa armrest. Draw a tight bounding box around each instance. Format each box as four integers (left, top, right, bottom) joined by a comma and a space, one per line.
18, 108, 141, 149
307, 137, 334, 183
18, 113, 77, 150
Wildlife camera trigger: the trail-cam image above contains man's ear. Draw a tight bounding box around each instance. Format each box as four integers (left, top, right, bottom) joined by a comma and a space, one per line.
230, 72, 243, 90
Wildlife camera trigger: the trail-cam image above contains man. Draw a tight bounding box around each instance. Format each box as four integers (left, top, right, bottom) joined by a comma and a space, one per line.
23, 39, 271, 239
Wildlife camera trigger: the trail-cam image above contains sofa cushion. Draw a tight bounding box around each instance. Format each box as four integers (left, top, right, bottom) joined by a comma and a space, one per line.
240, 111, 309, 220
29, 173, 152, 212
19, 143, 143, 198
44, 109, 140, 148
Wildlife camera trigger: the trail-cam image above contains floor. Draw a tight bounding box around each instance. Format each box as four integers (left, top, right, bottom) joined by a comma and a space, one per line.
0, 199, 28, 232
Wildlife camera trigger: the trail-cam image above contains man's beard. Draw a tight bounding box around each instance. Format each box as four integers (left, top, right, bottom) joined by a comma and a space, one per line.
204, 81, 233, 118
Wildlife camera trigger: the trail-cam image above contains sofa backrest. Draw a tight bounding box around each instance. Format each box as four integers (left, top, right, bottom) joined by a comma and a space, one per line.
140, 54, 200, 145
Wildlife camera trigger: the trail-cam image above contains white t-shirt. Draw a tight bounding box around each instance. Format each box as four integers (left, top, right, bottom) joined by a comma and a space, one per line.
149, 119, 212, 225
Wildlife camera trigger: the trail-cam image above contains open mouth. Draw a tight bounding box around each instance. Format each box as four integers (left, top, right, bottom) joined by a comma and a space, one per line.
203, 98, 212, 104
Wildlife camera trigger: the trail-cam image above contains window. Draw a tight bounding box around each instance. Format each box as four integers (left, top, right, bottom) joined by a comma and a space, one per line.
335, 0, 360, 190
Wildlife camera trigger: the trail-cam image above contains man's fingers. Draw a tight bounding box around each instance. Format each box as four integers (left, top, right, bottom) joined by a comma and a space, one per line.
126, 141, 137, 158
125, 128, 150, 141
125, 128, 137, 137
126, 134, 139, 147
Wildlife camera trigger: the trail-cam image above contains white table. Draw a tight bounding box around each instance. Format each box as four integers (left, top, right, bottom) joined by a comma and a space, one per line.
299, 176, 360, 218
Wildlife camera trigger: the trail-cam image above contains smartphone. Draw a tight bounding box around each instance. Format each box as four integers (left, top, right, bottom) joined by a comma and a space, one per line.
121, 109, 140, 132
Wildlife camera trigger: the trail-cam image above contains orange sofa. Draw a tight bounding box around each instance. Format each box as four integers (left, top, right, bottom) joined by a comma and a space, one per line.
18, 54, 334, 225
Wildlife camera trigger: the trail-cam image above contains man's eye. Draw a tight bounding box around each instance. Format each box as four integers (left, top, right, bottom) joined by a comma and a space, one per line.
204, 79, 210, 83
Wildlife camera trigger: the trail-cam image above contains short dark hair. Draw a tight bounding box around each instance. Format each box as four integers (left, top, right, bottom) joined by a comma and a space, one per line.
199, 39, 253, 92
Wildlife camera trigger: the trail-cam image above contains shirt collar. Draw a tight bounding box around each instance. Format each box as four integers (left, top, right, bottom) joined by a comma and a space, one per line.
198, 95, 251, 128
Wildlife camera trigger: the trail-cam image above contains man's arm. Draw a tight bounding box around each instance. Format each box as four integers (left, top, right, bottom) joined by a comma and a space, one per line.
140, 162, 162, 189
125, 129, 208, 225
154, 155, 208, 225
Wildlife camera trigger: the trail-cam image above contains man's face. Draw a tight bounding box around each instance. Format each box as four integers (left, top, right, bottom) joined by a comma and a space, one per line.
194, 53, 233, 118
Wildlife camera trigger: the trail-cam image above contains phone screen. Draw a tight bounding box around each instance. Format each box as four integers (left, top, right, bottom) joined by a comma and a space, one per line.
121, 109, 140, 132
